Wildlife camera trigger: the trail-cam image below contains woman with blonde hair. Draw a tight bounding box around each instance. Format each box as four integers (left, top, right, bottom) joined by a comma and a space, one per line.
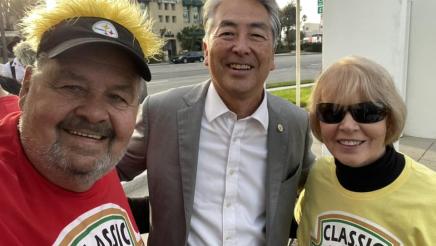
295, 56, 436, 245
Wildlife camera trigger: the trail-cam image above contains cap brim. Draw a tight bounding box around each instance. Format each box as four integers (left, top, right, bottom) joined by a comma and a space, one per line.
45, 37, 151, 81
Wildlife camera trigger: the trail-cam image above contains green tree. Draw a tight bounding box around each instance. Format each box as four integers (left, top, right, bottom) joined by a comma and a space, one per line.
279, 2, 296, 50
2, 0, 37, 29
176, 25, 204, 52
278, 2, 306, 51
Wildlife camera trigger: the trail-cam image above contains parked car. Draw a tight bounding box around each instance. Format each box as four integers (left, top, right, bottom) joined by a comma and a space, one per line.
171, 51, 204, 64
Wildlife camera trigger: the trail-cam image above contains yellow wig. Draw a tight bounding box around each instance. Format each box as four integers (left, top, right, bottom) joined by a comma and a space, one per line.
20, 0, 163, 59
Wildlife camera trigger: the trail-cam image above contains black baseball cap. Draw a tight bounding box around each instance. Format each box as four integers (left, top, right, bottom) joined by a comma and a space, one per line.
37, 17, 151, 81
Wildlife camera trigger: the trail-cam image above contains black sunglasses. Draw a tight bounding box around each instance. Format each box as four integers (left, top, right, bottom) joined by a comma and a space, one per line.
316, 102, 387, 124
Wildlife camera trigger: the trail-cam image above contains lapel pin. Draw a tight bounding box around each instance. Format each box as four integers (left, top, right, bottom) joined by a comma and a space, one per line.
277, 123, 284, 132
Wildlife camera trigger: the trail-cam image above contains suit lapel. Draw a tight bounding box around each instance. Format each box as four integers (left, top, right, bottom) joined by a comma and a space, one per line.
265, 95, 288, 243
177, 81, 210, 236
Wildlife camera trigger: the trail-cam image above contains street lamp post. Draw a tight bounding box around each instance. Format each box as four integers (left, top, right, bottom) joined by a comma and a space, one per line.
295, 0, 301, 107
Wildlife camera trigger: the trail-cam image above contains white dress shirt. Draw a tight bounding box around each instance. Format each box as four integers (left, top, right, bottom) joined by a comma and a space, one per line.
188, 83, 269, 246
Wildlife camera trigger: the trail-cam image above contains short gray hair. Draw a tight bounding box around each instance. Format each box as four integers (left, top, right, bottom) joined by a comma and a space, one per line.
202, 0, 281, 48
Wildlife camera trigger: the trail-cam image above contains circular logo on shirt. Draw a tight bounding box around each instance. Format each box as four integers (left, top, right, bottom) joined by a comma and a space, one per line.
53, 203, 144, 246
311, 211, 403, 246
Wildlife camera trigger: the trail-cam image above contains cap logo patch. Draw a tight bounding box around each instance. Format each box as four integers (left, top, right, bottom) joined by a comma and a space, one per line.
92, 20, 119, 38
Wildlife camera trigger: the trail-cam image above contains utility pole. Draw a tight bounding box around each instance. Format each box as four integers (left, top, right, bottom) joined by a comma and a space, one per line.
0, 0, 8, 63
295, 0, 301, 107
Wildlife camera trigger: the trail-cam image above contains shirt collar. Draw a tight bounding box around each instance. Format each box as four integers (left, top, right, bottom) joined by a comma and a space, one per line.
204, 83, 231, 122
251, 91, 269, 130
204, 83, 269, 130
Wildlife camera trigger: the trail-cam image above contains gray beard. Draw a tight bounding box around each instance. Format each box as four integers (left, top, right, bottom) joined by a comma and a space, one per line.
18, 116, 124, 187
45, 141, 122, 185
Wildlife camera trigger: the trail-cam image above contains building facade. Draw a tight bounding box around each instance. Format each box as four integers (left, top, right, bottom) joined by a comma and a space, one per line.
1, 0, 205, 61
302, 22, 323, 39
138, 0, 204, 59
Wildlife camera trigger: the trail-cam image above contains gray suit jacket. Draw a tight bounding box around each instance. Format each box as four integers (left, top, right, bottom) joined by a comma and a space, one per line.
118, 81, 314, 246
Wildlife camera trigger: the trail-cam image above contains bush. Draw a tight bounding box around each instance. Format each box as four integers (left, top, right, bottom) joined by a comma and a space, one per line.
275, 43, 292, 54
302, 43, 322, 52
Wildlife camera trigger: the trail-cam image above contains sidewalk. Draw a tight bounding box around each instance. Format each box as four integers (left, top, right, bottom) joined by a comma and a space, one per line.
398, 135, 436, 170
311, 135, 436, 171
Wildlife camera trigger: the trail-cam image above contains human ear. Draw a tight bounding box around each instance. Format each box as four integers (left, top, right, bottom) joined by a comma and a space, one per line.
19, 66, 33, 108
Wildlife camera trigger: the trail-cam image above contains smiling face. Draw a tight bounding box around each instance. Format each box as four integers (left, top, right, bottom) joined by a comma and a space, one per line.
19, 44, 142, 189
203, 0, 275, 105
319, 97, 387, 167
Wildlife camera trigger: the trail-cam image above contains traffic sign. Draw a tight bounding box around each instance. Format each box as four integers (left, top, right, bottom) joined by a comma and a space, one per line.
318, 6, 323, 14
318, 0, 323, 6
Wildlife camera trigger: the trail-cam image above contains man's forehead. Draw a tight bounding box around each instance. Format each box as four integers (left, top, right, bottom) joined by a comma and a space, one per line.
217, 19, 270, 30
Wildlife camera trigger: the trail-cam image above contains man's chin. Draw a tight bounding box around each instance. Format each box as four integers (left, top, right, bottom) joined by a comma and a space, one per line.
47, 142, 122, 179
51, 153, 115, 177
74, 155, 114, 170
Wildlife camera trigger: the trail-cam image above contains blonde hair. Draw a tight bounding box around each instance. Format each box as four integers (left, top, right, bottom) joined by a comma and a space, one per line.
20, 0, 162, 59
309, 56, 407, 145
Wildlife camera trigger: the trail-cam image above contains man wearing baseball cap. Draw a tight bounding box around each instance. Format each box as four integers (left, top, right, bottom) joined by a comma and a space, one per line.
0, 0, 161, 244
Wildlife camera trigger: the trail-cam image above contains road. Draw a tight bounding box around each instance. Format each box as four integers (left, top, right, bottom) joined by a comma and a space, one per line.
146, 53, 322, 94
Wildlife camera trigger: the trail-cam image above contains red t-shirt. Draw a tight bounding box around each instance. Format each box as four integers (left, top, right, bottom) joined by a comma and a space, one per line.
0, 112, 144, 245
0, 95, 19, 119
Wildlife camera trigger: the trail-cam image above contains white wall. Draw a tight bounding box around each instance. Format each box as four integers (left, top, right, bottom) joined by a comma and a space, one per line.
322, 0, 436, 138
403, 0, 436, 138
322, 0, 411, 98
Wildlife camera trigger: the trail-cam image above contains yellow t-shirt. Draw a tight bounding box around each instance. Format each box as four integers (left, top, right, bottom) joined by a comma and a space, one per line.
295, 155, 436, 246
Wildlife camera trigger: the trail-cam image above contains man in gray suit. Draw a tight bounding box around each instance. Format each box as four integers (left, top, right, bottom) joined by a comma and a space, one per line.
117, 0, 315, 245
